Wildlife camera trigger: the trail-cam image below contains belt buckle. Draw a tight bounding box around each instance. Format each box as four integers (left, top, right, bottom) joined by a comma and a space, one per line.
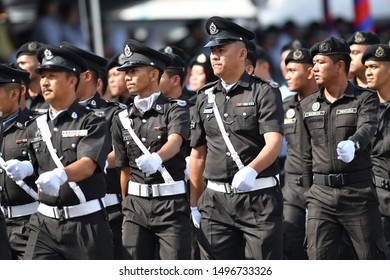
224, 183, 235, 194
328, 174, 343, 187
151, 184, 160, 197
57, 207, 69, 221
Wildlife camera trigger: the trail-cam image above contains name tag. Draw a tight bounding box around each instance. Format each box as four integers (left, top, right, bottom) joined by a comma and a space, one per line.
284, 118, 296, 124
304, 111, 325, 118
236, 102, 255, 107
336, 108, 357, 115
203, 109, 213, 114
62, 130, 88, 138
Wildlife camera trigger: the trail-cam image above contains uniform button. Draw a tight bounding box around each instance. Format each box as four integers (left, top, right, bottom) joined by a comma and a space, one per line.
226, 152, 231, 156
22, 151, 27, 155
225, 96, 230, 100
243, 112, 247, 116
0, 186, 3, 191
71, 143, 76, 148
53, 127, 59, 132
224, 113, 228, 118
141, 137, 146, 142
0, 169, 3, 174
142, 119, 147, 123
157, 135, 161, 139
226, 133, 230, 137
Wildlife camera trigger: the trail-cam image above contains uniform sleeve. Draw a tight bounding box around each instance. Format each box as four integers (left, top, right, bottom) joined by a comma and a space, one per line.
300, 100, 313, 190
348, 91, 379, 149
77, 114, 111, 171
190, 92, 207, 148
167, 103, 190, 140
257, 84, 284, 135
111, 113, 130, 168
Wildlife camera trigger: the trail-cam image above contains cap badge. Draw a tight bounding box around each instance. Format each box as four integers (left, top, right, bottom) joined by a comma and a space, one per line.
124, 44, 132, 58
156, 104, 162, 111
164, 46, 173, 54
312, 102, 320, 111
44, 49, 54, 60
293, 49, 304, 60
375, 46, 385, 58
16, 122, 23, 128
118, 53, 127, 65
354, 32, 365, 43
71, 112, 78, 119
196, 53, 207, 63
209, 22, 219, 35
91, 100, 97, 106
28, 42, 37, 52
319, 42, 331, 53
286, 108, 295, 119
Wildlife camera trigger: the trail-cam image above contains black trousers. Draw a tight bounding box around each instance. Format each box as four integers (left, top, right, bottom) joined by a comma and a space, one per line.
122, 194, 192, 260
376, 187, 390, 247
106, 203, 123, 260
282, 175, 307, 260
6, 215, 31, 260
0, 211, 11, 260
306, 183, 389, 259
24, 210, 113, 260
198, 185, 283, 260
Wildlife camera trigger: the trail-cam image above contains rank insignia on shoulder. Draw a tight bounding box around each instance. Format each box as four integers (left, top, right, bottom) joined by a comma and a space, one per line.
94, 110, 105, 117
269, 81, 279, 88
176, 100, 187, 107
190, 121, 196, 130
16, 139, 28, 144
62, 130, 88, 137
236, 102, 255, 107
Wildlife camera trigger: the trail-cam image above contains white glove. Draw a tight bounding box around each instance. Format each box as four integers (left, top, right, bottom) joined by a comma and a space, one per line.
336, 140, 355, 163
190, 206, 201, 228
184, 156, 190, 181
35, 168, 67, 197
231, 166, 258, 192
135, 152, 162, 175
3, 159, 33, 181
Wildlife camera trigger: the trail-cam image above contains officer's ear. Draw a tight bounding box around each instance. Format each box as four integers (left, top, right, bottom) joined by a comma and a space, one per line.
307, 66, 315, 79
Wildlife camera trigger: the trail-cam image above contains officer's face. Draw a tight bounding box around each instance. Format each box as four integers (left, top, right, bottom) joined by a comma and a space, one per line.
159, 71, 175, 97
39, 70, 76, 106
16, 55, 40, 81
189, 65, 207, 92
280, 50, 290, 80
0, 85, 18, 117
124, 66, 155, 98
108, 67, 127, 97
349, 44, 368, 76
365, 60, 390, 91
285, 62, 312, 93
312, 55, 339, 87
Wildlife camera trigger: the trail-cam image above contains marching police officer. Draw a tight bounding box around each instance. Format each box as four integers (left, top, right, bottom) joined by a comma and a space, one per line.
189, 16, 284, 260
59, 42, 125, 259
363, 44, 390, 246
5, 45, 113, 259
347, 31, 380, 88
0, 64, 37, 259
300, 37, 388, 259
282, 48, 317, 259
111, 39, 192, 260
15, 41, 49, 116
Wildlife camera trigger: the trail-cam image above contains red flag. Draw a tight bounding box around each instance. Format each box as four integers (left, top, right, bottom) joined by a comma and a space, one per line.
354, 0, 374, 31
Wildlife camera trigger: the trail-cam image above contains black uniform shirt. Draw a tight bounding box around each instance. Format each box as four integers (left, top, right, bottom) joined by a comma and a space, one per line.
190, 71, 284, 183
371, 102, 390, 179
283, 94, 304, 175
25, 93, 49, 115
0, 109, 36, 206
300, 82, 379, 189
111, 93, 190, 184
26, 101, 111, 206
82, 92, 126, 194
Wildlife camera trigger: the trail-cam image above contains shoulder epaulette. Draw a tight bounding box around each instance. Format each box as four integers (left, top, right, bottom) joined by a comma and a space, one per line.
168, 98, 187, 107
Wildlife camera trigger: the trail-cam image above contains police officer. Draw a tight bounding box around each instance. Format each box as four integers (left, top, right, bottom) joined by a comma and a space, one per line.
190, 16, 284, 260
5, 45, 113, 259
0, 64, 37, 259
107, 52, 134, 106
15, 41, 49, 116
111, 39, 192, 260
59, 41, 126, 259
347, 31, 380, 88
300, 37, 388, 259
282, 48, 317, 259
362, 44, 390, 245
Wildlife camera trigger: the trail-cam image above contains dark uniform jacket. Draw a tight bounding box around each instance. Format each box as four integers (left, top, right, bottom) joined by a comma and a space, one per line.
0, 110, 37, 207
300, 82, 379, 189
111, 93, 190, 184
25, 93, 48, 116
25, 101, 111, 206
283, 94, 304, 175
190, 71, 284, 183
83, 92, 126, 195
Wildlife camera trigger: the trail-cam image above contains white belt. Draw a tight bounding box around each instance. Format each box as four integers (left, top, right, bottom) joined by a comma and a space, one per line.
1, 201, 39, 218
127, 180, 186, 197
207, 175, 278, 194
37, 199, 103, 220
102, 193, 121, 207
